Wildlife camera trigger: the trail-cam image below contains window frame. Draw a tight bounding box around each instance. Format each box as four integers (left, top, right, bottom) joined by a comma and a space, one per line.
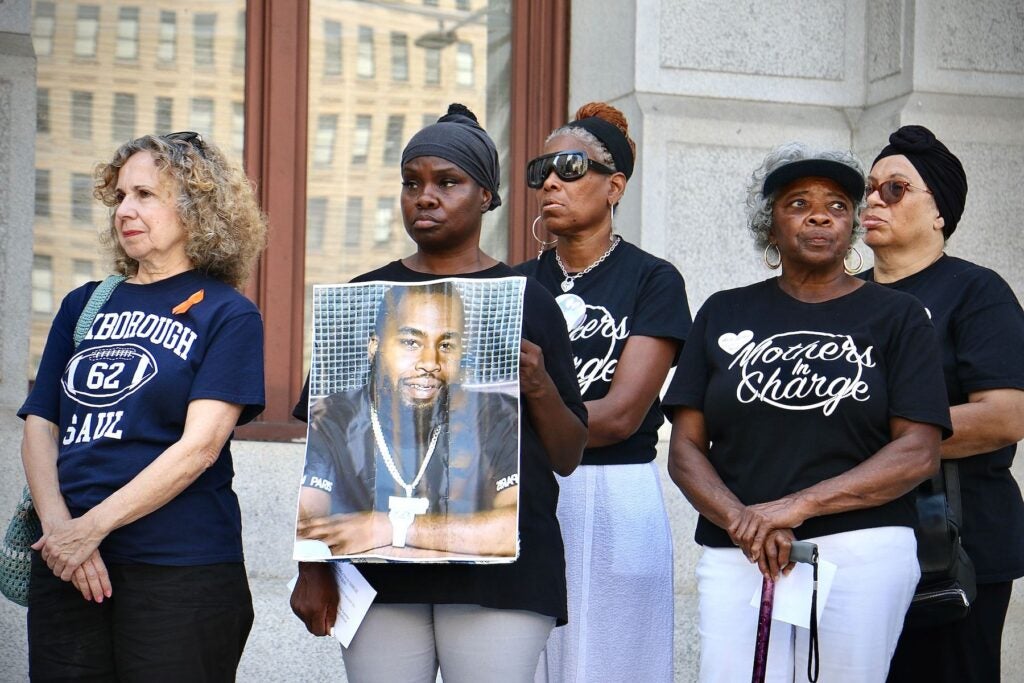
237, 0, 568, 439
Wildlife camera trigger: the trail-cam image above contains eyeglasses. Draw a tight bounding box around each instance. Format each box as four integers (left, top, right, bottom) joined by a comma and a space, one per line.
526, 150, 615, 189
867, 179, 931, 205
163, 131, 207, 158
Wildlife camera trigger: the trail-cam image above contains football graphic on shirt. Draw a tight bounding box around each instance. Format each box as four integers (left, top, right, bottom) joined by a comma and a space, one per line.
61, 343, 158, 407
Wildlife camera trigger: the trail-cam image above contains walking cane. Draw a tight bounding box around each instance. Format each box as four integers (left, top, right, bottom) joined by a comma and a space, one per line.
750, 540, 820, 683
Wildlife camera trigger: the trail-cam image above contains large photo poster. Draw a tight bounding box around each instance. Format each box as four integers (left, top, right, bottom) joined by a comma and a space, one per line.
293, 277, 524, 563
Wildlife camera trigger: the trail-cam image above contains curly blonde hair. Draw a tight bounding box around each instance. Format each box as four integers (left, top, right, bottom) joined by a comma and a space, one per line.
94, 134, 268, 289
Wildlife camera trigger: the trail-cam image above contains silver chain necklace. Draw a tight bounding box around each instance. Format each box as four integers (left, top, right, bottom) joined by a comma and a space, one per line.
555, 235, 621, 292
369, 402, 441, 498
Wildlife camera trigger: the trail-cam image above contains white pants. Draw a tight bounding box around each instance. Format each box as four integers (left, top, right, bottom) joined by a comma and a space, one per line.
341, 603, 555, 683
696, 527, 919, 683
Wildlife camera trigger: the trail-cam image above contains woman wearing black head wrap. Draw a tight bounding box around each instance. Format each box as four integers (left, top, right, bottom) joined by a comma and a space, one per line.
289, 104, 588, 682
862, 125, 1024, 683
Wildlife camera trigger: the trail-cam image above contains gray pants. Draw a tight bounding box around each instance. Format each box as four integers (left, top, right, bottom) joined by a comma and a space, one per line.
342, 603, 555, 683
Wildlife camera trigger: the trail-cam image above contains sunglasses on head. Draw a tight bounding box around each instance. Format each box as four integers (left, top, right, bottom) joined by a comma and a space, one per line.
867, 179, 931, 205
163, 131, 207, 158
526, 150, 615, 189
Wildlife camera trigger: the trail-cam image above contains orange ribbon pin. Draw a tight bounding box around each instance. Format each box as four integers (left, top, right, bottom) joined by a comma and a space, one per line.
171, 290, 205, 315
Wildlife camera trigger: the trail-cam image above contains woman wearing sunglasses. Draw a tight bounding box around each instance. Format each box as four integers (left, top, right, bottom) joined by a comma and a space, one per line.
516, 102, 690, 682
18, 133, 267, 678
664, 142, 951, 681
861, 125, 1024, 683
289, 104, 588, 682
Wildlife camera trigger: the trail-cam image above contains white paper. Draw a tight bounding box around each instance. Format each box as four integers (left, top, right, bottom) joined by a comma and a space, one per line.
748, 559, 838, 629
330, 562, 377, 647
285, 562, 377, 648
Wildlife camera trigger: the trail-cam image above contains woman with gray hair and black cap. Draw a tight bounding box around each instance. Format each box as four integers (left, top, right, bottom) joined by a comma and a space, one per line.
289, 104, 588, 682
663, 142, 951, 681
862, 125, 1024, 683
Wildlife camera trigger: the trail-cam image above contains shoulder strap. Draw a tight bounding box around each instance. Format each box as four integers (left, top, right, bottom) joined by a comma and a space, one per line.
942, 461, 963, 528
73, 275, 128, 348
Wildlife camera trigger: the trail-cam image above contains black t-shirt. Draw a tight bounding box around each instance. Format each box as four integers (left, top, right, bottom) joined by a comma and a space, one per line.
862, 255, 1024, 582
303, 386, 518, 516
294, 260, 586, 623
516, 240, 691, 465
662, 278, 951, 548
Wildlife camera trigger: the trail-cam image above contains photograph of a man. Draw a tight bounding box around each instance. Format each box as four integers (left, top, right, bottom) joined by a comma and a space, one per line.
295, 280, 522, 562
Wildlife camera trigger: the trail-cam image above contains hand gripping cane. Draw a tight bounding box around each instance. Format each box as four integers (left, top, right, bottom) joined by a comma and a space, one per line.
750, 540, 820, 683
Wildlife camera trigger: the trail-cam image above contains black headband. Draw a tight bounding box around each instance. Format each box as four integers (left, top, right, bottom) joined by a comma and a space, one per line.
567, 117, 634, 180
873, 125, 967, 239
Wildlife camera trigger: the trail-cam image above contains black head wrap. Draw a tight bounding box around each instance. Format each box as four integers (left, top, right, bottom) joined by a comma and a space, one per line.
567, 116, 634, 180
400, 103, 501, 211
873, 125, 968, 239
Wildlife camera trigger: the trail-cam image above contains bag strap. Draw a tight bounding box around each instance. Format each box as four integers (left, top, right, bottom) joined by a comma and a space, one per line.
943, 461, 963, 528
73, 275, 128, 348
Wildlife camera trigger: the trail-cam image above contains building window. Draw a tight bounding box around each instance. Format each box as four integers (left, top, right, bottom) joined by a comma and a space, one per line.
37, 89, 50, 133
422, 113, 438, 129
307, 197, 327, 250
32, 1, 56, 57
158, 10, 177, 63
357, 26, 375, 79
189, 98, 214, 137
71, 173, 93, 225
155, 97, 173, 135
324, 20, 342, 76
35, 169, 51, 218
456, 41, 474, 87
194, 13, 217, 67
233, 11, 245, 71
115, 7, 140, 60
382, 114, 404, 165
423, 0, 439, 6
424, 47, 441, 85
72, 259, 95, 288
374, 198, 394, 244
32, 255, 53, 315
112, 93, 136, 142
313, 114, 338, 167
351, 115, 372, 165
74, 5, 100, 58
71, 90, 93, 140
232, 101, 245, 158
391, 32, 409, 82
456, 0, 471, 10
344, 197, 363, 247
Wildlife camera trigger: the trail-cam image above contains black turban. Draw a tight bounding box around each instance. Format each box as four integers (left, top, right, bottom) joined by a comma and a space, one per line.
873, 125, 968, 239
567, 116, 634, 180
401, 103, 501, 211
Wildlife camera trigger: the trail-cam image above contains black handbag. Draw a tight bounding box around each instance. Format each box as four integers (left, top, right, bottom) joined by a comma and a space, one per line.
904, 461, 977, 629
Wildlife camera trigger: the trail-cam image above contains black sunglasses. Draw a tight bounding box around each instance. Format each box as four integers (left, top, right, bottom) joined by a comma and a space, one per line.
867, 179, 931, 205
526, 150, 615, 189
163, 131, 207, 158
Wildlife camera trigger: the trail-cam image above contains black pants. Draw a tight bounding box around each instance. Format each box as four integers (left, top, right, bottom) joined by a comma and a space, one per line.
887, 581, 1013, 683
28, 552, 254, 682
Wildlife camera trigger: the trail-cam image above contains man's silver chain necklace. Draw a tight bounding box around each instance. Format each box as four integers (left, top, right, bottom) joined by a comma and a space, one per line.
555, 235, 621, 292
369, 402, 441, 498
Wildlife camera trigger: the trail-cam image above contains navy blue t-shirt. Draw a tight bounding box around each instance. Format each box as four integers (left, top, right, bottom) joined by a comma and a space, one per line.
863, 255, 1024, 582
516, 240, 691, 465
663, 278, 951, 547
20, 270, 265, 565
294, 260, 586, 624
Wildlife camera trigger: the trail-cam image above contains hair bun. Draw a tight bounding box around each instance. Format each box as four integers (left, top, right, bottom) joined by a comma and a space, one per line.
888, 125, 937, 153
439, 103, 479, 125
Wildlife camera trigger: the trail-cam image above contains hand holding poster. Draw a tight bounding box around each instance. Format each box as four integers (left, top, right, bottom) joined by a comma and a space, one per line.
293, 277, 524, 563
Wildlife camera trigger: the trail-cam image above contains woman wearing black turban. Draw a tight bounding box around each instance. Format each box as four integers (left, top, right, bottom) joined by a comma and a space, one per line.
289, 104, 588, 682
862, 125, 1024, 683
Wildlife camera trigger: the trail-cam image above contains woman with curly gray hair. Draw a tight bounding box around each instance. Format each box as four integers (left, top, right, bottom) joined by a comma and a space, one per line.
19, 132, 268, 679
663, 142, 951, 681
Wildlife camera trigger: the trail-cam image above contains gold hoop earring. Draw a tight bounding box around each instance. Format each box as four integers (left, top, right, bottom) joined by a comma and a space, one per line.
532, 216, 557, 259
844, 245, 863, 275
763, 242, 782, 270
